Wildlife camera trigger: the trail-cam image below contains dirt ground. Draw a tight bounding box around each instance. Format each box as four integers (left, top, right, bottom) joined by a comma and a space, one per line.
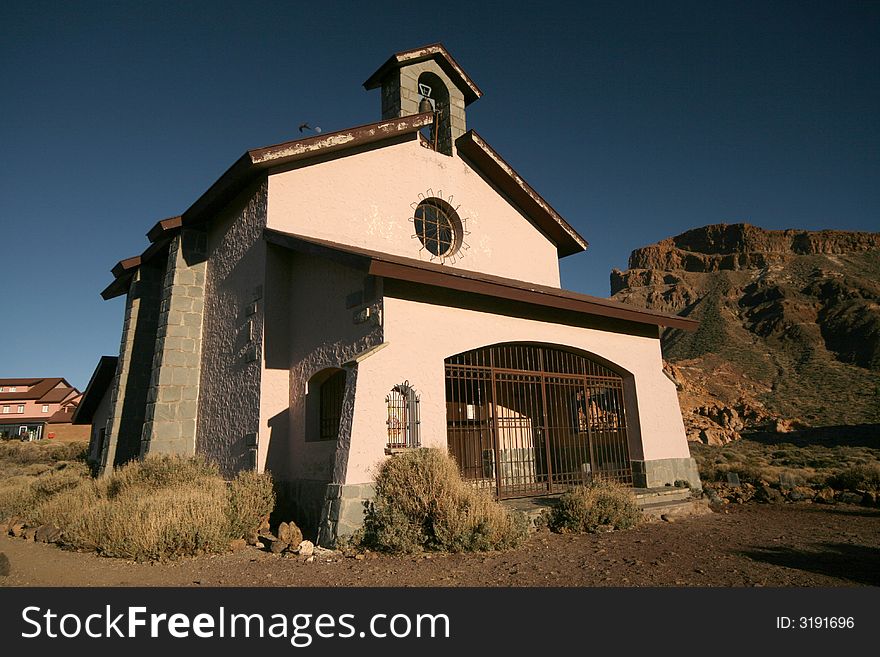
1, 502, 878, 587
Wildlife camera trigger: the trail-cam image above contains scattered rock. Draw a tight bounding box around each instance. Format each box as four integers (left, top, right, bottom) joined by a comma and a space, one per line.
355, 553, 365, 560
306, 555, 315, 563
22, 527, 37, 542
287, 522, 303, 547
9, 522, 25, 538
270, 539, 288, 554
754, 485, 784, 504
245, 531, 259, 546
836, 491, 863, 505
297, 540, 315, 557
814, 487, 836, 504
660, 514, 675, 523
228, 538, 247, 553
277, 522, 291, 544
786, 486, 814, 502
34, 525, 62, 544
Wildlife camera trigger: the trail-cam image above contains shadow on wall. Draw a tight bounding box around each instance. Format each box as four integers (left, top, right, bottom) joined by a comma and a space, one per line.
264, 407, 331, 541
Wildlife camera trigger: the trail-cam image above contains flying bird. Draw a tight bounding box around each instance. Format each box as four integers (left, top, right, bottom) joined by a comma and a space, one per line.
298, 123, 322, 133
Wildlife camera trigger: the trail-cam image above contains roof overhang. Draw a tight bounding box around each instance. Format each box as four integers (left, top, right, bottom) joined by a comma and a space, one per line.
363, 43, 482, 105
264, 229, 699, 332
456, 130, 587, 258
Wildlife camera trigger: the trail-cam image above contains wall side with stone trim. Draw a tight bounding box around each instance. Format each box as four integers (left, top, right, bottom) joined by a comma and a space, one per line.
197, 180, 268, 477
141, 229, 208, 457
101, 254, 166, 470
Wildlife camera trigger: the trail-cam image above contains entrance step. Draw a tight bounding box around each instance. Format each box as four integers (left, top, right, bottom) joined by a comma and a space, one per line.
500, 486, 709, 529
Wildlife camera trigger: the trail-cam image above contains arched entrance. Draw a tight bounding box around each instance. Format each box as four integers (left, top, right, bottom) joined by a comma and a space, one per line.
445, 343, 633, 498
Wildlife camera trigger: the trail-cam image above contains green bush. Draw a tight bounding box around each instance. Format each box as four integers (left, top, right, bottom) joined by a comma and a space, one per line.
546, 481, 643, 534
360, 448, 528, 553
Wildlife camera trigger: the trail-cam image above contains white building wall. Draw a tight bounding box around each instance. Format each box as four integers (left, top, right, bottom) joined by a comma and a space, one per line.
345, 295, 691, 485
266, 138, 562, 287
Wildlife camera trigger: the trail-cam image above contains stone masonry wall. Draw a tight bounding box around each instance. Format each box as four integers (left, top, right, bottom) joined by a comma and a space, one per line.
101, 254, 165, 470
379, 60, 467, 154
140, 228, 208, 457
196, 181, 268, 477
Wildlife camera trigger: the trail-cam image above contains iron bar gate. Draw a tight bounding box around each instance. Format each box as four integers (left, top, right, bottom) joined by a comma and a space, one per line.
445, 344, 633, 498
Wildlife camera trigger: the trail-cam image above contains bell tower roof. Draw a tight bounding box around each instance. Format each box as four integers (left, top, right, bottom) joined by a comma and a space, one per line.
363, 43, 482, 105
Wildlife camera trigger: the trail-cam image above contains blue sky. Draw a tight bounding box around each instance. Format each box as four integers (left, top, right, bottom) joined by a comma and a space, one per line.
1, 0, 877, 390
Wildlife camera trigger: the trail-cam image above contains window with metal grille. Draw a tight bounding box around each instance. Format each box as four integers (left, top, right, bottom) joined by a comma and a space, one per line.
386, 382, 420, 451
319, 370, 346, 441
413, 198, 462, 258
306, 369, 346, 442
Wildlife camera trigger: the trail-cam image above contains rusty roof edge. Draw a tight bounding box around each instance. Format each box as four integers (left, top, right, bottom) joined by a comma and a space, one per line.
455, 130, 588, 257
180, 114, 433, 229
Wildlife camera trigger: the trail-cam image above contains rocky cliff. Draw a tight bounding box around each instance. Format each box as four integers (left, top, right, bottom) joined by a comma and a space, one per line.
611, 223, 880, 443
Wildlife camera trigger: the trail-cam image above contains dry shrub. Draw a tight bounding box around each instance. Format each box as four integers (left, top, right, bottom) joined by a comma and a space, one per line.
0, 441, 87, 466
547, 481, 643, 534
360, 448, 528, 553
827, 464, 880, 492
2, 453, 275, 561
227, 468, 276, 539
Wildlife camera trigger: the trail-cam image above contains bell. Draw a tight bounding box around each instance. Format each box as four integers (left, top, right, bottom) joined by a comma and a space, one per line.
418, 96, 433, 114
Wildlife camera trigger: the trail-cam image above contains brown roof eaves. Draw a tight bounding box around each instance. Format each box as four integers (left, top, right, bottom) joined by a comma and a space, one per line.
181, 114, 434, 230
147, 215, 183, 243
363, 43, 482, 105
264, 229, 699, 332
0, 378, 42, 387
455, 130, 588, 258
0, 378, 71, 402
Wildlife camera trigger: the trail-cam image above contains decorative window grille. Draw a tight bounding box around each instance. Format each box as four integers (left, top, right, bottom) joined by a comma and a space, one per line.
319, 370, 346, 441
386, 382, 420, 450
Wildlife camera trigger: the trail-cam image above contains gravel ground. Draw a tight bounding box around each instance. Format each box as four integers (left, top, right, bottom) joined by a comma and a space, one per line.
1, 502, 878, 587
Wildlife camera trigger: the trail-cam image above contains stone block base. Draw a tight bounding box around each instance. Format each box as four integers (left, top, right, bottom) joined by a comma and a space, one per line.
317, 482, 375, 547
631, 457, 702, 491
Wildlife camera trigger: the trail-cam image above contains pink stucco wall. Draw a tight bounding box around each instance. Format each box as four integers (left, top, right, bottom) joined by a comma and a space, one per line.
342, 295, 690, 485
265, 137, 562, 288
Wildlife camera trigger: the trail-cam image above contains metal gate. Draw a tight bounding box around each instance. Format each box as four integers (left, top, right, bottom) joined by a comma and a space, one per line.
445, 344, 633, 498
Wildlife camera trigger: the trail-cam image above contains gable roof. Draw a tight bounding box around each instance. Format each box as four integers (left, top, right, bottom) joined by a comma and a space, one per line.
363, 43, 483, 105
264, 228, 699, 332
455, 131, 587, 256
102, 113, 589, 298
72, 356, 118, 425
0, 378, 75, 403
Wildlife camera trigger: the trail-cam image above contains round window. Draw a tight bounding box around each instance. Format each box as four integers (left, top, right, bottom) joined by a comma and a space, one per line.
413, 198, 463, 258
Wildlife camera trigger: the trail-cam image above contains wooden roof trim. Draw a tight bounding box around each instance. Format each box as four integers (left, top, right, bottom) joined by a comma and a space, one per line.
455, 130, 587, 258
264, 229, 698, 331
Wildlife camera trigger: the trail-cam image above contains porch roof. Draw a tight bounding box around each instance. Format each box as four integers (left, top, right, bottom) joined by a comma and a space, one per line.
263, 228, 699, 332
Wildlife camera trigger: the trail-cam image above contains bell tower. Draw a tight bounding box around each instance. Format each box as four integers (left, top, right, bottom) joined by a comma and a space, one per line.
363, 44, 482, 156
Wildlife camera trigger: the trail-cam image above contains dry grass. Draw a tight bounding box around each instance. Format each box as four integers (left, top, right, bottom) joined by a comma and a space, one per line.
359, 448, 529, 554
0, 446, 275, 561
691, 437, 880, 490
546, 480, 643, 534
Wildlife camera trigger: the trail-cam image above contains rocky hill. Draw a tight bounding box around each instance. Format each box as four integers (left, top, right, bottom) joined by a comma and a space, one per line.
610, 224, 880, 443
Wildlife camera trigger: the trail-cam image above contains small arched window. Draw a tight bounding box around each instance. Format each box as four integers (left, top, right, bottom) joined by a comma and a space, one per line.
306, 368, 346, 442
386, 382, 420, 452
